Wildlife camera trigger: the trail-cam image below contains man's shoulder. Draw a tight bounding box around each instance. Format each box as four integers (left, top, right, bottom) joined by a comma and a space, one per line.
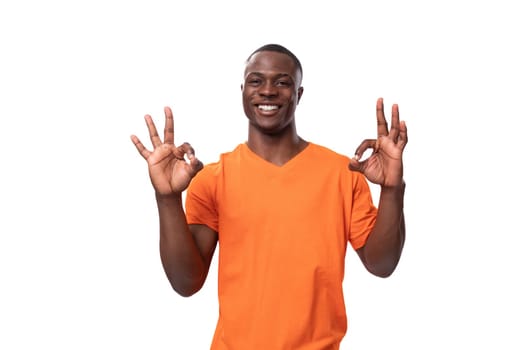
307, 142, 351, 163
199, 143, 244, 173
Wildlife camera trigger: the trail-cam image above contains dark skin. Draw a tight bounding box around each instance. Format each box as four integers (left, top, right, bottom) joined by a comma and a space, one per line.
130, 50, 408, 296
241, 51, 306, 165
350, 98, 407, 277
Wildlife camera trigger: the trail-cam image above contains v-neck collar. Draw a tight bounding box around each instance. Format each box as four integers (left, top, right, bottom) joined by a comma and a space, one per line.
240, 142, 312, 171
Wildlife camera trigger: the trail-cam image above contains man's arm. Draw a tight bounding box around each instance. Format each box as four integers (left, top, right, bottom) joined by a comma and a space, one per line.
131, 106, 217, 296
349, 98, 408, 278
356, 182, 405, 277
157, 194, 218, 296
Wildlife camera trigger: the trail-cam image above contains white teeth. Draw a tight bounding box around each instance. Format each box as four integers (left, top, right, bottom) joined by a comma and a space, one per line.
258, 105, 278, 111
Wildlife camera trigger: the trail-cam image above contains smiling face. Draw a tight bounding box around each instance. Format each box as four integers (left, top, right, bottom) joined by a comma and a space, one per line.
242, 50, 303, 136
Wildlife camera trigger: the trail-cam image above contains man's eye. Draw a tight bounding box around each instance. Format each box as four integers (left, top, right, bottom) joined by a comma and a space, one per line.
248, 79, 261, 85
276, 80, 291, 86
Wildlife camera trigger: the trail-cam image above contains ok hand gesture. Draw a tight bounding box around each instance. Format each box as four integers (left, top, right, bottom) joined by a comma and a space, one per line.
131, 107, 203, 196
349, 98, 408, 188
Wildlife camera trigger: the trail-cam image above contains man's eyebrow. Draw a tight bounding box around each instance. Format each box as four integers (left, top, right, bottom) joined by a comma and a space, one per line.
245, 72, 294, 80
245, 72, 264, 78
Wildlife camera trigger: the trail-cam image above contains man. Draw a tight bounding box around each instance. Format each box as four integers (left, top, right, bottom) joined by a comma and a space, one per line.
131, 44, 407, 349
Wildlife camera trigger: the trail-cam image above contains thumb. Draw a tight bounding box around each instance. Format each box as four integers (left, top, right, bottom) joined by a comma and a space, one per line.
348, 156, 365, 173
188, 154, 204, 177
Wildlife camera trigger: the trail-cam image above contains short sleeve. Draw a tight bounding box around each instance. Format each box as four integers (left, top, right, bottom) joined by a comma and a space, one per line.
185, 165, 219, 232
348, 173, 378, 250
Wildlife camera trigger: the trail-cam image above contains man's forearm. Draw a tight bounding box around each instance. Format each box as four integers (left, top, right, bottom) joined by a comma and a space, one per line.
156, 193, 206, 296
361, 182, 406, 277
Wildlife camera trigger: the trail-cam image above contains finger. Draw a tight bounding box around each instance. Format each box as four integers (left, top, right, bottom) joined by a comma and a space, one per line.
172, 142, 195, 161
353, 139, 376, 161
376, 97, 389, 138
348, 157, 366, 173
130, 135, 151, 159
397, 120, 408, 149
145, 114, 163, 148
188, 156, 204, 177
163, 107, 175, 145
175, 142, 204, 176
389, 104, 400, 142
178, 142, 197, 159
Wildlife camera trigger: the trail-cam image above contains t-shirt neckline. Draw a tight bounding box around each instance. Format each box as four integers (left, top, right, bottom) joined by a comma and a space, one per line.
240, 142, 312, 170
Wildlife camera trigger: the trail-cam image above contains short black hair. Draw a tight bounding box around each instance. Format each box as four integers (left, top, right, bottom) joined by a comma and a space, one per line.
246, 44, 303, 77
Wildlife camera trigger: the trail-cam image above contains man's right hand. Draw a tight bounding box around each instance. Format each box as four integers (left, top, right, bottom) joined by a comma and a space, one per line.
130, 106, 203, 196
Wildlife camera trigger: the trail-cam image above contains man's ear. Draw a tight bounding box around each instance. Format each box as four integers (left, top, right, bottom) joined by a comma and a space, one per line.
297, 87, 304, 104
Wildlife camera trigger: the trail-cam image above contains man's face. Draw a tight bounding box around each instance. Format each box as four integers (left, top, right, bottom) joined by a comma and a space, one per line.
242, 51, 303, 135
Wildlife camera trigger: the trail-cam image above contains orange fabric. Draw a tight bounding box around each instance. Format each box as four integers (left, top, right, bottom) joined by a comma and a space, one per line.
186, 143, 377, 350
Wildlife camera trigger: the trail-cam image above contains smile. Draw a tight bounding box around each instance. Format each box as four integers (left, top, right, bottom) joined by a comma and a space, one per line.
257, 105, 280, 111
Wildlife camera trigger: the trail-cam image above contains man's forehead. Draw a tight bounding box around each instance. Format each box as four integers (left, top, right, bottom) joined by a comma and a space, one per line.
244, 51, 301, 79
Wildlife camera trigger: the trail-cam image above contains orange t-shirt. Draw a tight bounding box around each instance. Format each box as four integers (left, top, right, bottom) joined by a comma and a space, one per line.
185, 143, 377, 350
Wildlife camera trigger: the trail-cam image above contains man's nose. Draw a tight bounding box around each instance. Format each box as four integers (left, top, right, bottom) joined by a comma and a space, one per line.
258, 81, 278, 97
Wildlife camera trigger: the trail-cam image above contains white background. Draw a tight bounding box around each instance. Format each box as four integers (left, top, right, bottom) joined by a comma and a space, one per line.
1, 0, 524, 349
